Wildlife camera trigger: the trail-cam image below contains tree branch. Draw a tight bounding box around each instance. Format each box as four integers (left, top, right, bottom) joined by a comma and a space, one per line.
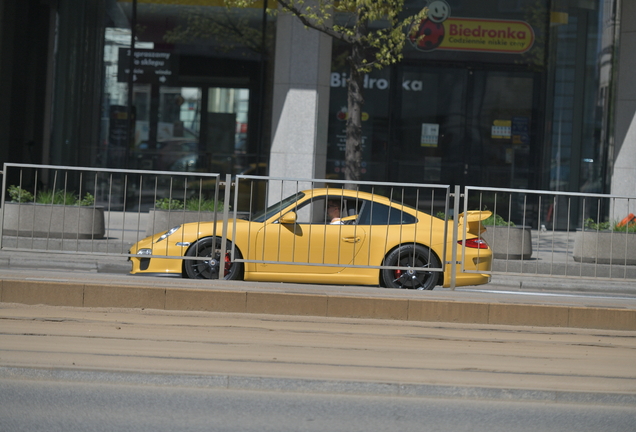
276, 0, 356, 44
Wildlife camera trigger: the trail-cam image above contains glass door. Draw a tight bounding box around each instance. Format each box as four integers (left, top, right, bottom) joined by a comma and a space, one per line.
200, 87, 251, 176
392, 65, 539, 190
466, 70, 537, 189
130, 86, 251, 176
392, 66, 468, 186
131, 86, 202, 172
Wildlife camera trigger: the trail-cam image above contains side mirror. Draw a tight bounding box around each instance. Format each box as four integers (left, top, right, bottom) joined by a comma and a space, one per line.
279, 211, 297, 225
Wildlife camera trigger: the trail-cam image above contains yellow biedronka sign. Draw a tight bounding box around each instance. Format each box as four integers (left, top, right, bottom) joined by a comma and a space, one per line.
441, 17, 535, 53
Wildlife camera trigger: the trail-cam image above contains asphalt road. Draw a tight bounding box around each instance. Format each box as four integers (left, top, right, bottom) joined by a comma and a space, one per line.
2, 378, 635, 432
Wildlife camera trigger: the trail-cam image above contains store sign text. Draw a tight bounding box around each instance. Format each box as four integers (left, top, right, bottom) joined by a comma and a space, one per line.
331, 73, 423, 91
117, 48, 179, 85
442, 18, 534, 53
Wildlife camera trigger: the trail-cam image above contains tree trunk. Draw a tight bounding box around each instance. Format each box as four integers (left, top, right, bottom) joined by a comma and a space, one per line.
344, 43, 365, 184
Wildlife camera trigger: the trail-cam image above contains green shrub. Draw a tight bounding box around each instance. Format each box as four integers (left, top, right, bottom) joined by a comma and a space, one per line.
186, 198, 223, 212
585, 218, 636, 233
7, 185, 34, 203
37, 190, 78, 205
154, 198, 184, 210
57, 190, 77, 205
482, 214, 515, 227
8, 185, 94, 206
155, 197, 224, 212
33, 190, 55, 204
583, 218, 611, 231
78, 192, 95, 207
615, 224, 636, 234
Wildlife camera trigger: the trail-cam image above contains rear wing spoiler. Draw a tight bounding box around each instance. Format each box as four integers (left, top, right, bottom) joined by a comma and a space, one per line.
457, 210, 492, 236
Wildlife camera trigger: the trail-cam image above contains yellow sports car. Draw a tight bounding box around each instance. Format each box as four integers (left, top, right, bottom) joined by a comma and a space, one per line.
129, 188, 492, 289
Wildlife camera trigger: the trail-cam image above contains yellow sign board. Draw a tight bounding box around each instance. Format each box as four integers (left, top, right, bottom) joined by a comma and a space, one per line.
441, 18, 535, 53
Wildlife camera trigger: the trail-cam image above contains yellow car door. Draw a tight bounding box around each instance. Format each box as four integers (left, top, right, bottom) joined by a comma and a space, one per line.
254, 198, 367, 274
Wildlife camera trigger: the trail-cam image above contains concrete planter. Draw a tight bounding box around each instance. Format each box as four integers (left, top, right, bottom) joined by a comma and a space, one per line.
145, 209, 223, 237
2, 202, 105, 239
481, 226, 533, 260
573, 230, 636, 265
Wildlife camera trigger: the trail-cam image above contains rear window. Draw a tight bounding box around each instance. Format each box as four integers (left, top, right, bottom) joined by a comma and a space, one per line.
357, 201, 417, 225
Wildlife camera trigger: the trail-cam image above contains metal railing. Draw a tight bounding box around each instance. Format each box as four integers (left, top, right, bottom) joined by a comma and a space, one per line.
226, 175, 453, 278
463, 186, 636, 281
0, 163, 461, 287
0, 163, 222, 256
2, 163, 635, 286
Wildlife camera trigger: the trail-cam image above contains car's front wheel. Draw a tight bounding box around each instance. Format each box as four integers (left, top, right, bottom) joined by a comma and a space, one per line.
183, 237, 244, 280
381, 244, 440, 290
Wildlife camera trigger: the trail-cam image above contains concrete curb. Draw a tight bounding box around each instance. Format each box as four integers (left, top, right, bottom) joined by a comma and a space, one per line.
1, 278, 635, 330
1, 367, 634, 406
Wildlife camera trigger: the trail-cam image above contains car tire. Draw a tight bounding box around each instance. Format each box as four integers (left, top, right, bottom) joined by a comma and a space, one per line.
183, 237, 244, 280
381, 244, 440, 290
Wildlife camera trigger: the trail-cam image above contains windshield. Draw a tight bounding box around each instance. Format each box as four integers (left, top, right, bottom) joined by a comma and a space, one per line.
252, 192, 305, 223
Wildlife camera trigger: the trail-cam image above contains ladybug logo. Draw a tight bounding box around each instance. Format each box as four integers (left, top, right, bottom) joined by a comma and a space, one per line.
409, 0, 451, 52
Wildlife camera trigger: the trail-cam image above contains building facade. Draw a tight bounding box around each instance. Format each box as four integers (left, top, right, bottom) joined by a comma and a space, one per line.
1, 0, 634, 220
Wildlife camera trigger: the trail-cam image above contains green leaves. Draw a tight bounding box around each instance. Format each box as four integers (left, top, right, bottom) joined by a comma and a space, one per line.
584, 218, 636, 233
482, 214, 516, 227
225, 0, 425, 71
224, 0, 427, 181
7, 185, 34, 203
7, 185, 95, 206
155, 197, 224, 212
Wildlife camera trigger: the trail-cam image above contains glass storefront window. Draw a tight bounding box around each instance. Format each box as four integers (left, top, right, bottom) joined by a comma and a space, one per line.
326, 0, 617, 209
393, 67, 467, 185
327, 0, 547, 189
98, 0, 274, 179
548, 0, 615, 195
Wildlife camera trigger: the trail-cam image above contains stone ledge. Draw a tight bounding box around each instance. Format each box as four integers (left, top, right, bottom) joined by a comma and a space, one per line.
573, 230, 636, 265
2, 279, 635, 331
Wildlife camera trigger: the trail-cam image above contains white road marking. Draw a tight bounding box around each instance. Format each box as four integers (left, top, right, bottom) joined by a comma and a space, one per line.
463, 289, 636, 300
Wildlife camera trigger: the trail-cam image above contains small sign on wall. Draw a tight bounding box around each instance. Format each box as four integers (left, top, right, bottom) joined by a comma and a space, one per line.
492, 120, 511, 139
421, 123, 440, 147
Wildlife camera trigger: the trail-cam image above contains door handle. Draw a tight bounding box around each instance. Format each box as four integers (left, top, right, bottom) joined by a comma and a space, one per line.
343, 237, 361, 243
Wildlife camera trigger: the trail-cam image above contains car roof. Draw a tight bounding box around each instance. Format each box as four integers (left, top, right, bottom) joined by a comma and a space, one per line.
302, 188, 400, 207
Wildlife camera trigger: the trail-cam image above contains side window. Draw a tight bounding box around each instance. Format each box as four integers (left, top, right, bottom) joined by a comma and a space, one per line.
357, 201, 417, 225
292, 196, 364, 224
293, 197, 329, 224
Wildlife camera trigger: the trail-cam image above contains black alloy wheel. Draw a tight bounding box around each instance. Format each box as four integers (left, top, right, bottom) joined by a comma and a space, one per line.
183, 237, 244, 280
381, 244, 440, 290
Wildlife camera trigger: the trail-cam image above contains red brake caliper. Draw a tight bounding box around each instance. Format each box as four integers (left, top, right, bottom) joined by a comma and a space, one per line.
224, 253, 232, 272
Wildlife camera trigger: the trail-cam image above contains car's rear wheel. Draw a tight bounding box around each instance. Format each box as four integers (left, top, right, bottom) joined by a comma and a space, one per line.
183, 237, 243, 280
381, 244, 440, 290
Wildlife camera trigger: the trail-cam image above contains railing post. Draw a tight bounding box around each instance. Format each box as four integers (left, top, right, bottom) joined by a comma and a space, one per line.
0, 165, 5, 249
219, 174, 232, 279
450, 185, 460, 290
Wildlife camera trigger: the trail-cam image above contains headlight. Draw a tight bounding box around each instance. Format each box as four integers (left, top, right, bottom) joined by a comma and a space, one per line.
137, 248, 152, 255
156, 225, 181, 243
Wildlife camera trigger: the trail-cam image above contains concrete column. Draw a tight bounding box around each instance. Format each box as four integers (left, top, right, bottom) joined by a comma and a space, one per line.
611, 0, 636, 217
268, 8, 332, 203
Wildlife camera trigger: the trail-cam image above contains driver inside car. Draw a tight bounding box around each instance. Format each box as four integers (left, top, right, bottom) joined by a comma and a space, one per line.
327, 200, 343, 224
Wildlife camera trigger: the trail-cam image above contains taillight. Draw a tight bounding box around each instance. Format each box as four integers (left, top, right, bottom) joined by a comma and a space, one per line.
459, 238, 489, 249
